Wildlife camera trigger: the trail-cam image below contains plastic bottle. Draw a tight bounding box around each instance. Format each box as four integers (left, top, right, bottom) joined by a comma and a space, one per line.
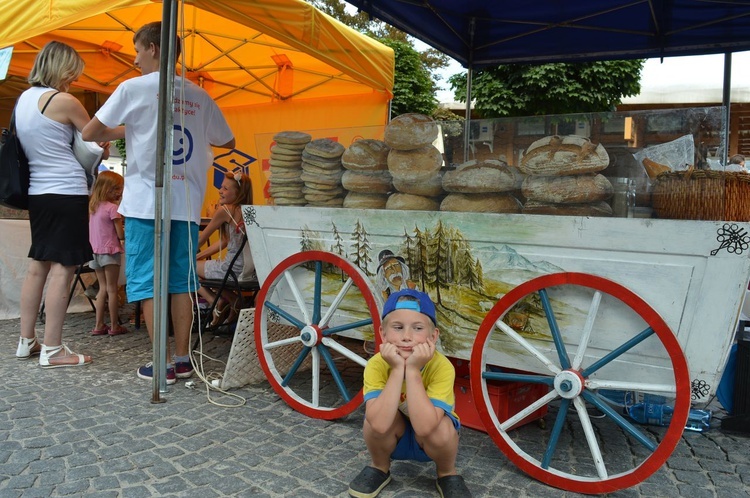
627, 402, 673, 426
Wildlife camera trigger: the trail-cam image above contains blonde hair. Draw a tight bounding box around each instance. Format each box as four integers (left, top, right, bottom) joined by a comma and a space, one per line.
28, 41, 84, 91
89, 171, 124, 214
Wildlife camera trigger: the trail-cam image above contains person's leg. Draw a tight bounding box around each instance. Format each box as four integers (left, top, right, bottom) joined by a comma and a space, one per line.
363, 411, 406, 473
417, 415, 460, 477
93, 267, 108, 332
20, 260, 50, 340
170, 293, 193, 358
104, 264, 125, 333
42, 262, 77, 347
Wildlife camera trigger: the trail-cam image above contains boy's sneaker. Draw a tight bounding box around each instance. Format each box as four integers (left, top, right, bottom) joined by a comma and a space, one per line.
436, 475, 471, 498
175, 361, 194, 379
348, 466, 391, 498
137, 362, 176, 385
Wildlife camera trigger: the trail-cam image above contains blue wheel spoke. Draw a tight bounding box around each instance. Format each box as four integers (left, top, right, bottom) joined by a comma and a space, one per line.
324, 318, 374, 336
265, 301, 306, 329
541, 398, 571, 469
318, 343, 351, 402
582, 390, 657, 452
281, 346, 312, 387
483, 371, 555, 386
581, 326, 655, 378
539, 288, 571, 370
313, 261, 322, 324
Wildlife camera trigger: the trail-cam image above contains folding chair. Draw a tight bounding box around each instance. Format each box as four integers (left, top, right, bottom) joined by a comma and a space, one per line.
38, 262, 96, 323
197, 233, 259, 333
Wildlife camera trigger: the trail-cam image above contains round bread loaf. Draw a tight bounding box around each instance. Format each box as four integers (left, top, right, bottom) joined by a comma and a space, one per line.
440, 193, 522, 213
270, 145, 304, 157
343, 192, 389, 209
520, 135, 609, 176
274, 131, 312, 145
522, 174, 613, 204
442, 159, 519, 193
342, 139, 390, 171
384, 113, 439, 150
304, 138, 345, 159
387, 145, 442, 183
341, 170, 393, 194
385, 193, 440, 211
393, 172, 444, 197
522, 200, 613, 217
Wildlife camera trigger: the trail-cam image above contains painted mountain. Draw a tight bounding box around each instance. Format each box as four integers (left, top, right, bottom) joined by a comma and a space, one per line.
478, 244, 564, 282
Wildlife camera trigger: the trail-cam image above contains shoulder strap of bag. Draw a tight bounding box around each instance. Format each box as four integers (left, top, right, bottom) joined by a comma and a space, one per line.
40, 91, 61, 116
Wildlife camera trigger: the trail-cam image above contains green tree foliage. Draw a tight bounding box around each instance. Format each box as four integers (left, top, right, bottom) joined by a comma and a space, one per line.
448, 60, 644, 118
378, 38, 437, 117
307, 0, 441, 116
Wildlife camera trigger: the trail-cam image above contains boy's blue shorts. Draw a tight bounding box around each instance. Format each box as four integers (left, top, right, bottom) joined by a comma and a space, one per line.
124, 217, 199, 302
392, 420, 432, 462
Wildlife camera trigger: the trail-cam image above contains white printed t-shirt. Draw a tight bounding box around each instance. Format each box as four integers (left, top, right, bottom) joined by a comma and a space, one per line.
95, 72, 233, 224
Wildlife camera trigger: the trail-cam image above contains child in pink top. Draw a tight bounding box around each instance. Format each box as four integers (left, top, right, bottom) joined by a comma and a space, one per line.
88, 171, 127, 336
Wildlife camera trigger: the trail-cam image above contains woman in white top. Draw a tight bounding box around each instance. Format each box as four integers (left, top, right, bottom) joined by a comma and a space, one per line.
14, 41, 109, 368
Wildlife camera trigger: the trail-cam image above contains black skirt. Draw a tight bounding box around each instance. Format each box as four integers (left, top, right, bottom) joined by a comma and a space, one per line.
28, 194, 93, 266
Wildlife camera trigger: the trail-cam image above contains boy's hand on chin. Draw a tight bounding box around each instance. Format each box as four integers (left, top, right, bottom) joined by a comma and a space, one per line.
406, 337, 435, 370
380, 342, 405, 369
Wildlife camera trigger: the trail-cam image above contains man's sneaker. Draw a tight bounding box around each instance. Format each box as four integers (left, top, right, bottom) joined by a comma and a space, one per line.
137, 362, 176, 385
348, 466, 391, 498
436, 475, 472, 498
175, 361, 194, 379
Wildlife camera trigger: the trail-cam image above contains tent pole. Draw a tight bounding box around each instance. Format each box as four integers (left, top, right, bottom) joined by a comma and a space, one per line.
722, 52, 731, 166
151, 0, 178, 402
463, 66, 473, 163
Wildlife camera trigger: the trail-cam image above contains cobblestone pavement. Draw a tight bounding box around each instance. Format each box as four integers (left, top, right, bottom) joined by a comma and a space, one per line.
1, 305, 749, 497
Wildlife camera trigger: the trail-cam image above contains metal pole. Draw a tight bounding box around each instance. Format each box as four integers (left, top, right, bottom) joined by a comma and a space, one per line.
462, 17, 475, 164
722, 52, 732, 166
152, 0, 178, 401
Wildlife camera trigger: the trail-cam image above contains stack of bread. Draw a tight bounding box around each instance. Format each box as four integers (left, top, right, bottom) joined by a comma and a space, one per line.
268, 131, 311, 206
384, 113, 444, 211
341, 139, 392, 209
300, 138, 346, 207
441, 159, 523, 213
519, 135, 613, 216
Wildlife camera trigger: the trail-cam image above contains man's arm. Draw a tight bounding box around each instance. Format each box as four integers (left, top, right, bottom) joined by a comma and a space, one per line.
82, 117, 125, 143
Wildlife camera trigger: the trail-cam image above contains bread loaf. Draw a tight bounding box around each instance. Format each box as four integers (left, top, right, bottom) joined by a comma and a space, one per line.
341, 170, 393, 194
343, 192, 389, 209
520, 135, 609, 176
387, 145, 442, 183
386, 193, 441, 211
342, 139, 390, 171
642, 157, 672, 179
522, 200, 613, 217
393, 172, 443, 197
522, 174, 613, 204
384, 113, 439, 150
443, 159, 520, 193
440, 193, 522, 213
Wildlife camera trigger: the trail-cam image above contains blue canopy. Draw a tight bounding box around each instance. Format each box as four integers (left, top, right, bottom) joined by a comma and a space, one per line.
348, 0, 750, 67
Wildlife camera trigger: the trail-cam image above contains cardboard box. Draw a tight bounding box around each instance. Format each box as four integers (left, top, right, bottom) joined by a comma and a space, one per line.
454, 375, 548, 432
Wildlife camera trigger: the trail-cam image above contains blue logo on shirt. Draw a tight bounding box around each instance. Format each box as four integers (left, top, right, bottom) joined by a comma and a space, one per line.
173, 124, 193, 165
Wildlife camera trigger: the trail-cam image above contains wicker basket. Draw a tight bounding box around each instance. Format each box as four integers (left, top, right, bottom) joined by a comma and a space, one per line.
651, 169, 750, 221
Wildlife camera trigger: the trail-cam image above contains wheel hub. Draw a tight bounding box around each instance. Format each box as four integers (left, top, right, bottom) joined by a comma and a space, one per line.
299, 325, 321, 347
554, 370, 584, 399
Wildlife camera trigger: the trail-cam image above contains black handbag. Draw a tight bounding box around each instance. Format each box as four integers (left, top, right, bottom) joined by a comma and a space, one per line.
0, 107, 30, 210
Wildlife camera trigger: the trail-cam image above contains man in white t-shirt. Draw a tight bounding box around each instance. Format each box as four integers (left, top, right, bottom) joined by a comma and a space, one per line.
83, 21, 235, 385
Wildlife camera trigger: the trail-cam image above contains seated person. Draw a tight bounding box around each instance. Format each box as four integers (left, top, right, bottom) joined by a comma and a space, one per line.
197, 171, 253, 326
348, 289, 471, 498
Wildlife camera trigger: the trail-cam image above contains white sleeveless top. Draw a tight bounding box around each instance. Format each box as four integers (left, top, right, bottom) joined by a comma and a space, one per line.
15, 86, 88, 196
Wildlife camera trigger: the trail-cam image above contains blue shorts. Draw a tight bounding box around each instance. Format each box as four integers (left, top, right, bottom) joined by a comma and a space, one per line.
124, 217, 199, 302
391, 419, 432, 462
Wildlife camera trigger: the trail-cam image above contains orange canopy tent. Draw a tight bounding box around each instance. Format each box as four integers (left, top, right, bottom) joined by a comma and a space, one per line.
0, 0, 395, 205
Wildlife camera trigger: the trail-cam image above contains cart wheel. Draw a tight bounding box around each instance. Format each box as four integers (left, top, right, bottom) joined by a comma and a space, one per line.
255, 251, 381, 419
470, 272, 690, 494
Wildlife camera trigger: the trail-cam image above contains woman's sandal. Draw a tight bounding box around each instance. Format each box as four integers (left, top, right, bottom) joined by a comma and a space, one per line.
39, 344, 92, 369
209, 300, 230, 328
108, 325, 129, 336
16, 337, 42, 360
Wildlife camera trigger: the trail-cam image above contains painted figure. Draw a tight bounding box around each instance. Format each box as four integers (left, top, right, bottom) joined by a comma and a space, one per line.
375, 249, 416, 299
